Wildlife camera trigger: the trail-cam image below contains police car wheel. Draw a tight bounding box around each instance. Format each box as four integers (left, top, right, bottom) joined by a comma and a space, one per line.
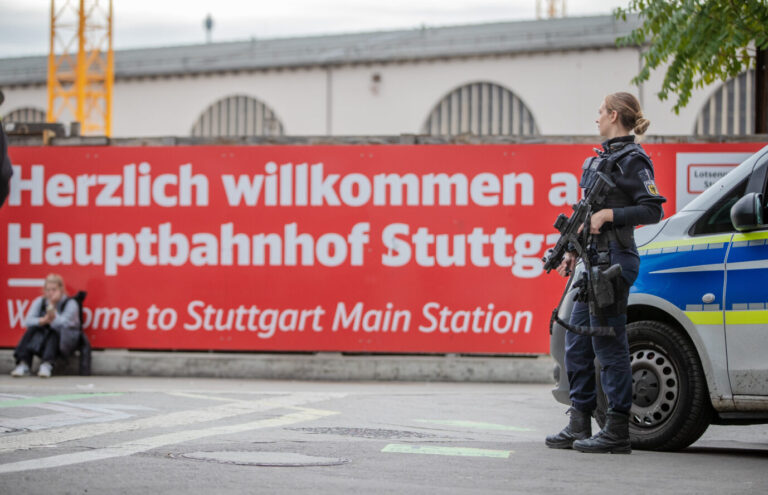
595, 320, 712, 451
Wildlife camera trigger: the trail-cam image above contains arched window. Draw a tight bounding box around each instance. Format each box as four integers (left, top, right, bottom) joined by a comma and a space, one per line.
191, 95, 284, 137
422, 82, 539, 136
3, 107, 46, 124
694, 70, 756, 136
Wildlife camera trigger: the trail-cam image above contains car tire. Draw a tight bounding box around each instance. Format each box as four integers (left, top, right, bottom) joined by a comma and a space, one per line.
595, 320, 713, 451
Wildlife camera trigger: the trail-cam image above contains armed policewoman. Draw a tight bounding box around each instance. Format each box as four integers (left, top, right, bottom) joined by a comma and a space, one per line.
544, 92, 666, 454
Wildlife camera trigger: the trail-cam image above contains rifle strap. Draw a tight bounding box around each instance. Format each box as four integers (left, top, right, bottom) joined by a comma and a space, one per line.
555, 314, 616, 337
548, 228, 590, 336
548, 232, 617, 338
549, 266, 576, 336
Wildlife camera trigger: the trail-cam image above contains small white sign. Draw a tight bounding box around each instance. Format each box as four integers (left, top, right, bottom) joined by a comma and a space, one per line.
687, 164, 736, 194
675, 153, 752, 212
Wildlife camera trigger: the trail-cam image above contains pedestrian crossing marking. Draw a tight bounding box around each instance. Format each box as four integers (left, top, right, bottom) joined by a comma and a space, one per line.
0, 394, 342, 474
0, 392, 345, 455
415, 419, 533, 432
382, 444, 512, 458
0, 393, 123, 409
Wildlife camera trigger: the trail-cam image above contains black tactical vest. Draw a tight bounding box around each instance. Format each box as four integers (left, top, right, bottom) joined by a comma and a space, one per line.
579, 142, 650, 246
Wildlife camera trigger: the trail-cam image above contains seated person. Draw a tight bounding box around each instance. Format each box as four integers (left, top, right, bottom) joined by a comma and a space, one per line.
10, 273, 80, 378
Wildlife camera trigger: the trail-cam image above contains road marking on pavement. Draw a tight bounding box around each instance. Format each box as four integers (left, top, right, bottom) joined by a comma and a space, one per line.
168, 392, 241, 402
167, 392, 339, 416
381, 444, 513, 458
0, 406, 339, 474
0, 392, 345, 455
0, 400, 137, 432
0, 393, 123, 409
0, 393, 136, 432
414, 419, 533, 432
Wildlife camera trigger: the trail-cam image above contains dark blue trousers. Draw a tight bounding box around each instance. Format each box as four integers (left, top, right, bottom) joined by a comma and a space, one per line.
565, 303, 632, 413
14, 325, 59, 366
564, 242, 639, 414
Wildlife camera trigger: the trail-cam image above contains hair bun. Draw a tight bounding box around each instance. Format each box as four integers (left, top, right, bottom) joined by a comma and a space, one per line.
633, 117, 650, 135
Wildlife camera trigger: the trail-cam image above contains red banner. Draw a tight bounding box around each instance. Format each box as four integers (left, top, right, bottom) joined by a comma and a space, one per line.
2, 143, 764, 354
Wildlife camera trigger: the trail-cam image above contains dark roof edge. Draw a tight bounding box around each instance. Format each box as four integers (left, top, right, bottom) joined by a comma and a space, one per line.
2, 42, 639, 87
0, 14, 640, 87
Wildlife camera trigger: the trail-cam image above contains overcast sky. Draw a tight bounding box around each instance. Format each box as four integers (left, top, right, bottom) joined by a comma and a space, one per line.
0, 0, 628, 58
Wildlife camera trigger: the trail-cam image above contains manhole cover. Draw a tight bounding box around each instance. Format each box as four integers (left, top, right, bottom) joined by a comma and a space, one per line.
288, 427, 437, 439
181, 451, 349, 467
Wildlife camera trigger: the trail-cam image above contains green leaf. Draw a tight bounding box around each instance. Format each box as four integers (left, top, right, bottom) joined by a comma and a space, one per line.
616, 0, 768, 113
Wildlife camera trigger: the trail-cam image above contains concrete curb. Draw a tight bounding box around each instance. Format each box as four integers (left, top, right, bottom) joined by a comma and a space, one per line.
0, 349, 555, 383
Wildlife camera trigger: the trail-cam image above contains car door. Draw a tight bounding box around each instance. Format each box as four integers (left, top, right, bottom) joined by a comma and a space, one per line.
632, 178, 746, 402
724, 156, 768, 396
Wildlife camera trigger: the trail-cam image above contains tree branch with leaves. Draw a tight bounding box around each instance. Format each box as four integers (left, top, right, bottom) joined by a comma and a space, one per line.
615, 0, 768, 132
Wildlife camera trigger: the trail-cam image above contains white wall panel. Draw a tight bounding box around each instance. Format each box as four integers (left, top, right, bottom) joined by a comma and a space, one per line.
0, 48, 736, 138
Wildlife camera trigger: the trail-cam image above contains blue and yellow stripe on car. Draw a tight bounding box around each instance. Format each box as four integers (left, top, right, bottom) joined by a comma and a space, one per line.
637, 230, 768, 327
684, 309, 768, 326
638, 231, 768, 255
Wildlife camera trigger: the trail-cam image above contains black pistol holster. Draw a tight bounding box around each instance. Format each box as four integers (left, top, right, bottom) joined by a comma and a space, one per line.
588, 233, 624, 318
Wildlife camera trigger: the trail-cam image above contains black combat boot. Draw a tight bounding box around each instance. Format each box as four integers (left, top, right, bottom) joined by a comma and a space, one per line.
545, 407, 592, 449
572, 408, 631, 454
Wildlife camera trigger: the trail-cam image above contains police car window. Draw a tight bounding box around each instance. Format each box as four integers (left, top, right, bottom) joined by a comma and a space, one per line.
691, 179, 748, 235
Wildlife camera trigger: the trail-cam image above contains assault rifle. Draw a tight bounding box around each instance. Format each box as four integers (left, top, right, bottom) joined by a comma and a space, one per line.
542, 159, 622, 337
541, 168, 615, 274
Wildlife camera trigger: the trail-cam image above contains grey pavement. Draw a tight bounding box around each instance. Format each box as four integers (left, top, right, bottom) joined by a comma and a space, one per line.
1, 376, 767, 494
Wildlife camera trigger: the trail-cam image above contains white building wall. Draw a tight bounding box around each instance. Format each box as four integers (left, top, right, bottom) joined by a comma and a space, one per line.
1, 86, 47, 120
113, 69, 328, 136
641, 61, 707, 136
325, 48, 708, 136
0, 48, 724, 138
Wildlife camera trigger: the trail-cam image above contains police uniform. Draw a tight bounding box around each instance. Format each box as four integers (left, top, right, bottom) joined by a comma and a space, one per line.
565, 135, 666, 415
0, 114, 12, 207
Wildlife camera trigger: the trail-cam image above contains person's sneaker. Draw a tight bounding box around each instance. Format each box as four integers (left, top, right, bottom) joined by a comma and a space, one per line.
10, 362, 31, 377
37, 362, 53, 378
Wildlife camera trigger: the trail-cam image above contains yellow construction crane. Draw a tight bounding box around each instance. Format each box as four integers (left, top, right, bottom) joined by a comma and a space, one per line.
47, 0, 114, 136
537, 0, 566, 19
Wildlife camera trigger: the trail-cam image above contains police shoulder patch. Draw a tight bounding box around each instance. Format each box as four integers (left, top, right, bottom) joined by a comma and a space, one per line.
644, 180, 659, 196
638, 168, 653, 182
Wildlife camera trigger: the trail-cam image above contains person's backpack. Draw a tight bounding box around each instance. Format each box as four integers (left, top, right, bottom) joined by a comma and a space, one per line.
57, 291, 92, 375
72, 291, 91, 375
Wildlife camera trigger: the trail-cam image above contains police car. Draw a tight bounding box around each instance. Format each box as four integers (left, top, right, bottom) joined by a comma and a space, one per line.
551, 144, 768, 451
